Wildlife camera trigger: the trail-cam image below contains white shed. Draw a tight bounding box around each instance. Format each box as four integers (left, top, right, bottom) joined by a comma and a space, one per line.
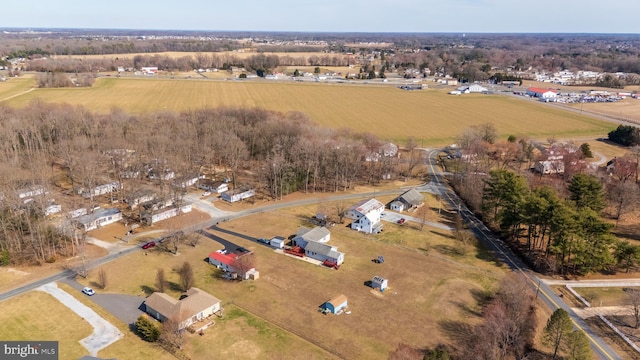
372, 276, 388, 292
270, 236, 286, 249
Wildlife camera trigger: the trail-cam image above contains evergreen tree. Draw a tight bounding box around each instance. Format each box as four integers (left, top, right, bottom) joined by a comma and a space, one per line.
568, 174, 606, 212
544, 309, 573, 359
565, 330, 592, 360
136, 315, 161, 342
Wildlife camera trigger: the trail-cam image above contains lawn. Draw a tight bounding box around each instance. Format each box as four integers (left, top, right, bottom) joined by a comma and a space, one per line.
3, 77, 615, 146
77, 193, 505, 359
573, 287, 640, 307
0, 75, 35, 101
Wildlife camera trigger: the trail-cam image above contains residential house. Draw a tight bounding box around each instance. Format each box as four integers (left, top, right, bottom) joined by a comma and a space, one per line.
389, 189, 424, 212
80, 182, 122, 199
173, 174, 204, 189
303, 241, 345, 266
221, 188, 255, 203
198, 179, 229, 194
365, 143, 398, 162
292, 226, 331, 248
344, 198, 384, 234
208, 250, 257, 279
148, 169, 175, 181
142, 203, 192, 226
126, 189, 157, 210
75, 208, 122, 231
144, 287, 221, 330
18, 186, 46, 199
534, 160, 565, 174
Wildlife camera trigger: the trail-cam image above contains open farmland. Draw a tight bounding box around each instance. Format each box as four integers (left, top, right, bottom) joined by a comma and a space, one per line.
0, 76, 35, 101
3, 77, 615, 145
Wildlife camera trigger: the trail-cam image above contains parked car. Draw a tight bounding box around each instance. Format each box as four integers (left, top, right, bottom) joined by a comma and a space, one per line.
82, 287, 95, 296
236, 247, 250, 253
202, 191, 211, 197
257, 238, 270, 244
142, 241, 156, 249
397, 218, 406, 224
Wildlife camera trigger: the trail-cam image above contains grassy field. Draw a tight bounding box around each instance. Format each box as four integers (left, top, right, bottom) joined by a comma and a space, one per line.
0, 75, 35, 101
2, 77, 615, 145
77, 193, 505, 359
573, 287, 640, 307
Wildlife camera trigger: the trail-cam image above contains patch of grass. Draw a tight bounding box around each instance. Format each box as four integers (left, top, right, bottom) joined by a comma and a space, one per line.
573, 287, 640, 307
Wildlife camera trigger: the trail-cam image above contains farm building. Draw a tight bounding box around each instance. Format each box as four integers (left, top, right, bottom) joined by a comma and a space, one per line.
144, 287, 221, 330
141, 203, 192, 226
75, 208, 122, 232
344, 198, 384, 234
534, 160, 564, 174
372, 276, 388, 292
304, 241, 345, 266
80, 182, 122, 198
320, 294, 348, 315
198, 179, 229, 194
526, 87, 558, 101
388, 188, 424, 212
221, 188, 255, 203
270, 236, 286, 248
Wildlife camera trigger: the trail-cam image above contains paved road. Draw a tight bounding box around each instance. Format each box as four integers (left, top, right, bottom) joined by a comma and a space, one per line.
425, 149, 621, 360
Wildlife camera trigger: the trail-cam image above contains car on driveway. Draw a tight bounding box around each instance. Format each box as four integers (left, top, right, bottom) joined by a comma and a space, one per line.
236, 246, 250, 253
257, 238, 270, 244
141, 241, 156, 249
202, 191, 211, 197
82, 287, 96, 296
397, 218, 406, 224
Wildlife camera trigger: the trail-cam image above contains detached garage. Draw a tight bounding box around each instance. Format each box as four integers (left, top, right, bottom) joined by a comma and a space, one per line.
320, 294, 348, 315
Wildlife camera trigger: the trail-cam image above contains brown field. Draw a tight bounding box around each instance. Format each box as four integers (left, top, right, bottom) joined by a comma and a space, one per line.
0, 75, 35, 101
3, 77, 615, 145
77, 193, 505, 359
56, 51, 342, 61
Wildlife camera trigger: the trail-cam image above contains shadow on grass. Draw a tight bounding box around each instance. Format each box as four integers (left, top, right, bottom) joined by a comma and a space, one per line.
430, 230, 455, 239
140, 285, 155, 296
167, 281, 183, 292
474, 240, 504, 268
432, 244, 465, 257
438, 319, 474, 344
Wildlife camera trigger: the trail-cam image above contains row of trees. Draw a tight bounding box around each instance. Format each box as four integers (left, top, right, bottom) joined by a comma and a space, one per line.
0, 102, 415, 265
608, 125, 640, 147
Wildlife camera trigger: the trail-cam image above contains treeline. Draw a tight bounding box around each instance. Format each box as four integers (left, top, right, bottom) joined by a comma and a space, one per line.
450, 126, 640, 275
0, 102, 413, 265
609, 124, 640, 147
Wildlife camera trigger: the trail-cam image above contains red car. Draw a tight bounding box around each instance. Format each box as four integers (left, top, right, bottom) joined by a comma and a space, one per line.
397, 218, 406, 224
142, 241, 156, 249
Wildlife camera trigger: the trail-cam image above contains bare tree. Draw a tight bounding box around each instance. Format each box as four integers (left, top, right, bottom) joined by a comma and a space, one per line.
156, 268, 167, 293
334, 202, 348, 224
159, 315, 185, 350
97, 268, 108, 289
627, 288, 640, 329
177, 261, 194, 291
231, 253, 257, 280
414, 204, 430, 231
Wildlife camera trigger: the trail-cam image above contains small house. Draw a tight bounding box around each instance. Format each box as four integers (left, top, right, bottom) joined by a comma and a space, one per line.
81, 182, 122, 198
372, 276, 388, 292
208, 251, 256, 280
304, 241, 344, 266
75, 208, 122, 232
208, 251, 238, 272
534, 160, 564, 174
142, 203, 192, 226
389, 188, 423, 212
126, 189, 157, 210
198, 179, 229, 194
173, 174, 204, 189
320, 294, 348, 315
144, 287, 221, 330
221, 188, 255, 203
18, 186, 46, 199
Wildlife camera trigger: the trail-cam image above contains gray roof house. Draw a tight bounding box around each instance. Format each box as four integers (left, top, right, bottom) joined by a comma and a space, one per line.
303, 241, 345, 266
293, 226, 331, 248
389, 189, 424, 212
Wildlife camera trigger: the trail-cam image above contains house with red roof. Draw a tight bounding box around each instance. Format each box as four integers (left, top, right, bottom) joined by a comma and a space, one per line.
526, 87, 558, 101
208, 251, 238, 272
208, 250, 258, 280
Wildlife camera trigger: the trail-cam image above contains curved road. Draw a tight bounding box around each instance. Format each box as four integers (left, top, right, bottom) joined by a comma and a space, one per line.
425, 149, 621, 360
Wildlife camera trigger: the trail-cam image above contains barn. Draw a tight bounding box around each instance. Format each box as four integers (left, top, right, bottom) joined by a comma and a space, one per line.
372, 276, 388, 292
320, 294, 348, 315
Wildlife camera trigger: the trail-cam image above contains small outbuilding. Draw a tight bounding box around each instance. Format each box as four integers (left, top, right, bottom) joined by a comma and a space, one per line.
320, 294, 348, 315
270, 236, 286, 249
372, 276, 388, 292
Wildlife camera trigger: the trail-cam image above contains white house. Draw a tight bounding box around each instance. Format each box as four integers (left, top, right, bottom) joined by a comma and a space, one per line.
173, 174, 204, 189
75, 208, 122, 231
144, 287, 221, 330
208, 251, 257, 279
534, 160, 565, 175
269, 236, 286, 248
198, 179, 229, 194
221, 188, 255, 203
303, 241, 345, 266
142, 203, 192, 226
18, 186, 46, 199
344, 198, 384, 234
81, 182, 122, 198
45, 204, 62, 216
126, 189, 157, 209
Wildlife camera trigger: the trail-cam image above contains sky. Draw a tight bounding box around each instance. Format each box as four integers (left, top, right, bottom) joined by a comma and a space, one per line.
4, 0, 640, 34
